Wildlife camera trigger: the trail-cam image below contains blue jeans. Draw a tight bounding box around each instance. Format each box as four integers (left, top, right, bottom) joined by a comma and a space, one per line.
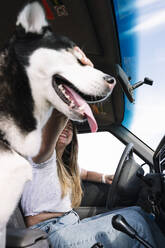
0, 225, 6, 248
30, 206, 165, 248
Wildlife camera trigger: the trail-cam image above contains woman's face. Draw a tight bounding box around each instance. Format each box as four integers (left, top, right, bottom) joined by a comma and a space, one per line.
57, 121, 73, 149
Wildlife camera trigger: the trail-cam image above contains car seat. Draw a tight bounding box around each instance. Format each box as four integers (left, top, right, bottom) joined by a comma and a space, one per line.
6, 206, 49, 248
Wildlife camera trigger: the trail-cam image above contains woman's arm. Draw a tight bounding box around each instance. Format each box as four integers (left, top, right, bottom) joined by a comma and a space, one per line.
33, 109, 68, 164
80, 168, 113, 184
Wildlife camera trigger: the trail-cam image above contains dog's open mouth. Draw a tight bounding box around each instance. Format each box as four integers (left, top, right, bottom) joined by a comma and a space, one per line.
52, 74, 107, 132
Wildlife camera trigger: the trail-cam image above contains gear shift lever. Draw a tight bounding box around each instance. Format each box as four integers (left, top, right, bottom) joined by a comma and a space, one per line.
112, 214, 154, 248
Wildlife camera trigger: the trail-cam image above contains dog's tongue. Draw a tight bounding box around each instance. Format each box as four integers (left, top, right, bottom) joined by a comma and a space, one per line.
64, 85, 98, 132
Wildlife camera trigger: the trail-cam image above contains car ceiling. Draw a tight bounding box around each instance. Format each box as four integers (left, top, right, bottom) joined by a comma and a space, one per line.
0, 0, 125, 132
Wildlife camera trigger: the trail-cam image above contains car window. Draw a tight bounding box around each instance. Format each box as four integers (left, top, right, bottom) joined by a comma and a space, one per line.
78, 132, 146, 174
113, 0, 165, 150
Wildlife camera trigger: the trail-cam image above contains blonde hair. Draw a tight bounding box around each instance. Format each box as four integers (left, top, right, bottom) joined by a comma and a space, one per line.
56, 122, 83, 208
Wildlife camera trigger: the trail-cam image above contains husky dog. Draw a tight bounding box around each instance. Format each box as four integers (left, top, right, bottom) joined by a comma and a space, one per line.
0, 0, 116, 236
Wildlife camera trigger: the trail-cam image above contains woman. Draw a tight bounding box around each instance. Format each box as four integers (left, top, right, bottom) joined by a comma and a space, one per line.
21, 118, 165, 248
56, 120, 113, 209
21, 48, 165, 248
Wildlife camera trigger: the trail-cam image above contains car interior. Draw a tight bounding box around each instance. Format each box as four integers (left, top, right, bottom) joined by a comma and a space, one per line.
1, 0, 165, 247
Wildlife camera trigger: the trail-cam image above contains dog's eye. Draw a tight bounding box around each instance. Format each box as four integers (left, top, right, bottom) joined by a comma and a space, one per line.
77, 59, 86, 66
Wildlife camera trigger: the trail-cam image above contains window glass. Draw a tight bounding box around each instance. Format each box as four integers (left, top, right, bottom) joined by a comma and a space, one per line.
113, 0, 165, 149
78, 132, 124, 174
78, 132, 146, 174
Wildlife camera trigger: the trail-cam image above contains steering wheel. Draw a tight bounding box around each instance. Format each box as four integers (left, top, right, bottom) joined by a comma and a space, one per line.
107, 143, 143, 210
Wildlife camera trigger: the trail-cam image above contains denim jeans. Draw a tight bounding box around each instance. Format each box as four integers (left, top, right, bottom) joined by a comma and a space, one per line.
0, 225, 6, 248
30, 206, 165, 248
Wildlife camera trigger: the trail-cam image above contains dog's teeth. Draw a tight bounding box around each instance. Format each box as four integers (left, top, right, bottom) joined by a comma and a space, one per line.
70, 101, 75, 108
77, 104, 86, 115
65, 94, 70, 99
57, 83, 77, 108
70, 99, 76, 108
58, 84, 63, 90
78, 104, 86, 111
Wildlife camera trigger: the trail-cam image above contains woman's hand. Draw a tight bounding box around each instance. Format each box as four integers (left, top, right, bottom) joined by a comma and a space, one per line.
74, 46, 94, 67
104, 174, 114, 184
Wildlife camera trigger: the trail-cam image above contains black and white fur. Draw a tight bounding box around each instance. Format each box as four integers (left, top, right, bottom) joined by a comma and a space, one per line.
0, 1, 116, 238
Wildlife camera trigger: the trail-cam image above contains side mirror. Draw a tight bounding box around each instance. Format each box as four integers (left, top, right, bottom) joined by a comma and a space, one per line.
115, 64, 153, 103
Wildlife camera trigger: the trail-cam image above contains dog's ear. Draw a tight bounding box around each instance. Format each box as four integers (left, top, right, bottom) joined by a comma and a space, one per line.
16, 1, 48, 34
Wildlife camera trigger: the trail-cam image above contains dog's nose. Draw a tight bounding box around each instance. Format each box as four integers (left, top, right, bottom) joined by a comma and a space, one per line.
103, 75, 116, 84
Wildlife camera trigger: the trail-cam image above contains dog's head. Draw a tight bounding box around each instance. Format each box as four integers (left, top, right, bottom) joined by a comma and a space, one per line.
11, 1, 116, 132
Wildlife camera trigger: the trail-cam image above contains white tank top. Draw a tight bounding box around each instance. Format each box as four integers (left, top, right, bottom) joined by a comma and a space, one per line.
21, 151, 72, 216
